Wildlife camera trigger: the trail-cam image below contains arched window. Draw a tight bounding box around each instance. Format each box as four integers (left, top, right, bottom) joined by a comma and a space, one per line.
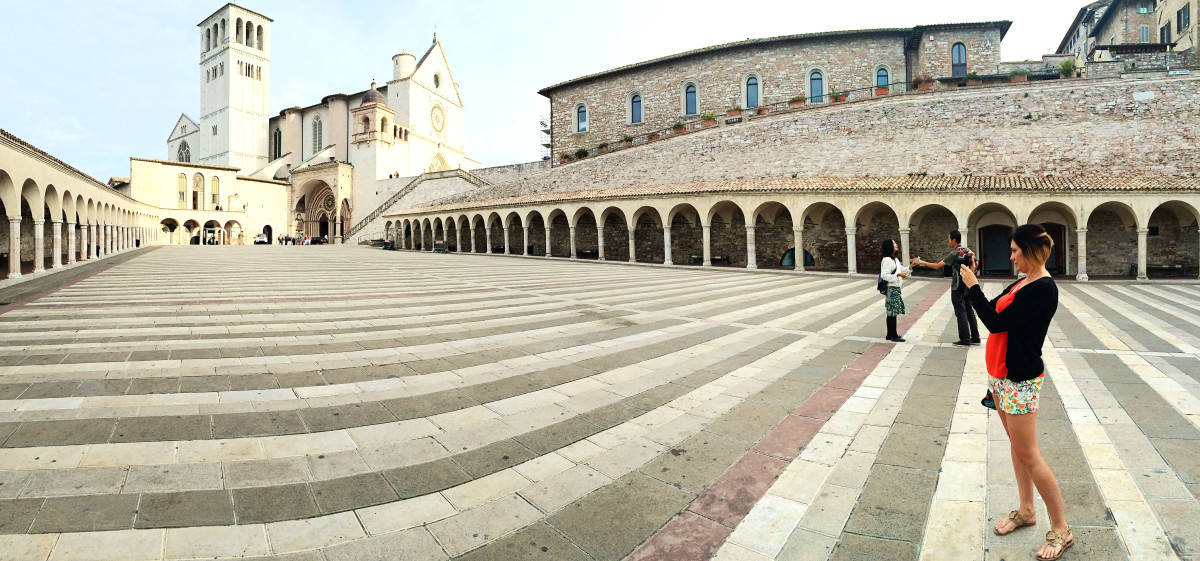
576, 104, 587, 132
205, 29, 211, 51
256, 25, 264, 49
684, 83, 697, 115
311, 116, 323, 155
272, 128, 281, 160
220, 19, 226, 39
177, 140, 191, 162
381, 116, 389, 133
219, 62, 223, 76
630, 94, 642, 124
746, 76, 759, 109
192, 173, 204, 210
245, 21, 253, 46
177, 173, 187, 208
210, 177, 220, 207
809, 71, 824, 103
876, 68, 889, 87
256, 66, 261, 80
235, 19, 243, 43
951, 43, 967, 77
362, 116, 370, 133
213, 23, 219, 45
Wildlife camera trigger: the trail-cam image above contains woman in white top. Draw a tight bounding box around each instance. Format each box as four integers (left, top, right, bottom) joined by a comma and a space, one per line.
880, 238, 910, 342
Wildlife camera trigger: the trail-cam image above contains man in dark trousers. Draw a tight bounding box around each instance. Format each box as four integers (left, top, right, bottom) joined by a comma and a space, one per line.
911, 230, 980, 346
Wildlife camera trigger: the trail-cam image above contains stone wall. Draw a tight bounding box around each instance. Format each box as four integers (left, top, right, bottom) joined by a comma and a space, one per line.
439, 75, 1200, 207
915, 28, 1002, 79
470, 160, 551, 186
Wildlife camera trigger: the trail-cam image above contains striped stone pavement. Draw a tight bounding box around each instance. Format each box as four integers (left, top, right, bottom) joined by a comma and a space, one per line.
0, 245, 1197, 561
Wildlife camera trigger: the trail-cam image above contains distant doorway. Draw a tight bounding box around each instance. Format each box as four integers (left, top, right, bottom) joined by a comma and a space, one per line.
979, 225, 1013, 275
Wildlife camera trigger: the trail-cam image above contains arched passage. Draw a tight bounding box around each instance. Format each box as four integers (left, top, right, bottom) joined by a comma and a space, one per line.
1087, 202, 1138, 278
160, 219, 180, 245
908, 203, 958, 277
505, 212, 523, 255
184, 219, 201, 244
668, 204, 703, 266
434, 218, 445, 249
968, 202, 1018, 276
854, 202, 899, 273
751, 202, 793, 268
203, 220, 223, 245
573, 208, 599, 259
801, 202, 847, 272
548, 210, 570, 257
224, 220, 243, 245
262, 224, 273, 244
1146, 200, 1199, 278
707, 201, 747, 268
422, 219, 434, 251
632, 207, 664, 263
600, 208, 629, 261
527, 212, 547, 256
445, 217, 458, 251
487, 213, 504, 253
1027, 201, 1077, 276
471, 216, 486, 253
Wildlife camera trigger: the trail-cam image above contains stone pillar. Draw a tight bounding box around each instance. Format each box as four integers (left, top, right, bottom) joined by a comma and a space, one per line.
31, 220, 45, 273
333, 219, 342, 244
597, 229, 605, 261
745, 225, 757, 269
569, 226, 577, 259
899, 228, 911, 266
67, 222, 76, 264
1137, 227, 1148, 281
468, 228, 474, 253
544, 227, 551, 257
7, 218, 21, 278
503, 227, 510, 254
702, 225, 712, 266
485, 227, 492, 253
84, 224, 92, 260
628, 231, 636, 262
845, 227, 857, 274
51, 221, 63, 268
663, 228, 672, 265
1075, 228, 1088, 281
793, 228, 804, 271
522, 226, 529, 256
90, 224, 97, 258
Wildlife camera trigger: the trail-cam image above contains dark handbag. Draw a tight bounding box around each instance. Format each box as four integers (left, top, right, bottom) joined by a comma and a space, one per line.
878, 258, 896, 295
981, 390, 995, 410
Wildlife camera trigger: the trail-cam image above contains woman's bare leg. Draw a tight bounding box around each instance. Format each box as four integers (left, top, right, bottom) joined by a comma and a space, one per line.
1005, 410, 1072, 558
996, 408, 1038, 534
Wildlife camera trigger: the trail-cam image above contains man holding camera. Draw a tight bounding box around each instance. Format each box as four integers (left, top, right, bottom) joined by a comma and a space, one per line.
911, 230, 980, 347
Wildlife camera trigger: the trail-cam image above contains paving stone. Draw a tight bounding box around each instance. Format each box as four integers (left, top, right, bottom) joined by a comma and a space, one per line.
213, 410, 307, 438
232, 483, 318, 524
0, 498, 41, 533
224, 457, 312, 488
323, 527, 449, 561
111, 415, 212, 442
843, 464, 937, 542
0, 470, 31, 499
29, 493, 139, 532
16, 380, 78, 398
453, 438, 538, 478
514, 416, 601, 454
703, 401, 790, 444
875, 422, 948, 471
311, 472, 399, 514
135, 489, 234, 528
298, 402, 397, 432
428, 494, 542, 557
3, 418, 115, 447
777, 527, 838, 561
19, 466, 128, 497
383, 457, 474, 498
123, 463, 224, 493
548, 472, 693, 561
640, 431, 747, 493
457, 521, 591, 561
127, 377, 182, 394
381, 391, 479, 420
830, 532, 919, 561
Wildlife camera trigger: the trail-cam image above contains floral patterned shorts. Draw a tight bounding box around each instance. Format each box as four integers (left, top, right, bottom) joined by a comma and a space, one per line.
987, 374, 1045, 415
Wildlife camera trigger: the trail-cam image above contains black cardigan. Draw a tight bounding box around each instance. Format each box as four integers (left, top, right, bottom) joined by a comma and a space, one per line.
967, 277, 1058, 382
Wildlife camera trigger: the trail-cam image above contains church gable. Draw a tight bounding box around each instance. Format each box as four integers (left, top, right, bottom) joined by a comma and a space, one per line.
167, 113, 199, 142
412, 41, 462, 107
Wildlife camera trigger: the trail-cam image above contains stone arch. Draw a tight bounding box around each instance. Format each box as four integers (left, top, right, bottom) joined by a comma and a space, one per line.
471, 214, 486, 253
421, 218, 433, 251
547, 209, 571, 257
1086, 201, 1139, 277
433, 217, 445, 248
526, 211, 547, 256
456, 215, 471, 251
224, 220, 243, 245
908, 203, 958, 275
384, 220, 394, 241
573, 207, 599, 259
852, 201, 899, 273
402, 219, 413, 249
484, 212, 503, 253
631, 206, 665, 264
751, 201, 794, 269
505, 211, 524, 255
1146, 200, 1199, 278
801, 201, 848, 272
600, 207, 630, 261
667, 203, 703, 266
1028, 201, 1078, 276
968, 202, 1018, 276
707, 200, 748, 268
444, 216, 458, 251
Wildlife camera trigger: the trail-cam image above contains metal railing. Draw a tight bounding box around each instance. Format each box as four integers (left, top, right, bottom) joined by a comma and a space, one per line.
345, 169, 491, 239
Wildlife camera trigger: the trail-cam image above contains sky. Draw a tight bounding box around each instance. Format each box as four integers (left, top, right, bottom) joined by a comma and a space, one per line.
0, 0, 1082, 181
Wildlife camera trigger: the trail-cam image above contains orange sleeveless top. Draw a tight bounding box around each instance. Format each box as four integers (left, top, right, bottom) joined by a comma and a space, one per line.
985, 279, 1030, 379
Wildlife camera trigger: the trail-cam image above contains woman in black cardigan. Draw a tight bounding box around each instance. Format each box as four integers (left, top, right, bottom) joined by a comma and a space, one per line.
959, 224, 1072, 560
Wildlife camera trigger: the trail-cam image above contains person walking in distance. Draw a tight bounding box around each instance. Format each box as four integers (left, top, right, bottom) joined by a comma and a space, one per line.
961, 224, 1072, 560
911, 229, 980, 346
879, 239, 910, 342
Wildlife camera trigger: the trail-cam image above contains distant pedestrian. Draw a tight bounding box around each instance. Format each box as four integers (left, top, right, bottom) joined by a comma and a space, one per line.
911, 229, 979, 346
960, 224, 1072, 560
879, 239, 910, 342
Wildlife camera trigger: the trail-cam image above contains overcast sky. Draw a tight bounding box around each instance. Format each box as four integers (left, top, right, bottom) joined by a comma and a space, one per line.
0, 0, 1081, 180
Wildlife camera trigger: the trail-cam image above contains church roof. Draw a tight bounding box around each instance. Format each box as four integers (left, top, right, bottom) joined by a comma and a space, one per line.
360, 82, 386, 106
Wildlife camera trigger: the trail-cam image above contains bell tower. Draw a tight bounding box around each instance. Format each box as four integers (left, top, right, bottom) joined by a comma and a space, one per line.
197, 3, 271, 173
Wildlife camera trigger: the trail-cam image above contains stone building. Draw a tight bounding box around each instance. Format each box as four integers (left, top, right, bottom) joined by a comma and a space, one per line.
538, 22, 1009, 163
1057, 1, 1111, 66
1091, 0, 1159, 46
1157, 0, 1197, 52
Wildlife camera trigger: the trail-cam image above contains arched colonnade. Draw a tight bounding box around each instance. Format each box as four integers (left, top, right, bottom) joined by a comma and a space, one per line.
385, 192, 1200, 281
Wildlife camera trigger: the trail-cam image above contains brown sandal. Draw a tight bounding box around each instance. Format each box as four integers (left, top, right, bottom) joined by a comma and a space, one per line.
1037, 528, 1074, 560
994, 510, 1036, 535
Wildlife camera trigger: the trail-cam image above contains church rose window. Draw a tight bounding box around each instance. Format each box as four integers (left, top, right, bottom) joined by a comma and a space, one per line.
952, 43, 967, 77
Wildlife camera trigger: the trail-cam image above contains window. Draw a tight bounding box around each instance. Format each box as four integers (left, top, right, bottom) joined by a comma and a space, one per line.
245, 21, 253, 46
1138, 0, 1153, 13
1141, 25, 1151, 43
684, 83, 697, 115
630, 94, 642, 124
434, 74, 441, 88
1162, 23, 1172, 44
746, 76, 759, 109
236, 19, 242, 43
876, 67, 889, 87
1180, 5, 1191, 33
312, 116, 323, 155
211, 177, 220, 207
212, 125, 217, 135
219, 62, 223, 76
206, 29, 211, 51
177, 173, 187, 208
256, 25, 263, 49
192, 173, 204, 210
272, 128, 282, 160
951, 43, 967, 77
809, 71, 824, 103
575, 104, 587, 132
177, 141, 190, 162
256, 66, 261, 80
206, 69, 211, 82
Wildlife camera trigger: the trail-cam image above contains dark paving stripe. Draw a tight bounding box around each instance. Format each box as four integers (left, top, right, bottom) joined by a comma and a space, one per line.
832, 345, 966, 560
0, 248, 158, 317
1104, 287, 1200, 348
1065, 286, 1178, 353
737, 281, 870, 326
0, 329, 807, 534
1049, 295, 1108, 351
847, 281, 942, 339
1160, 355, 1200, 386
633, 278, 800, 313
685, 279, 837, 320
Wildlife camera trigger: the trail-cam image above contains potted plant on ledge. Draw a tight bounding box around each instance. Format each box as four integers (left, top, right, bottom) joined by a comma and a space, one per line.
1009, 68, 1030, 83
726, 106, 743, 117
620, 136, 634, 149
831, 89, 848, 103
672, 121, 687, 134
755, 106, 770, 115
788, 95, 806, 109
574, 148, 589, 160
647, 132, 661, 141
965, 72, 982, 86
912, 74, 935, 91
700, 112, 719, 127
597, 142, 609, 154
559, 153, 574, 163
1059, 59, 1076, 78
875, 84, 890, 96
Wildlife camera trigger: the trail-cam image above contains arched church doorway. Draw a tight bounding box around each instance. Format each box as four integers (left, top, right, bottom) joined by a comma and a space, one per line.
263, 225, 273, 243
